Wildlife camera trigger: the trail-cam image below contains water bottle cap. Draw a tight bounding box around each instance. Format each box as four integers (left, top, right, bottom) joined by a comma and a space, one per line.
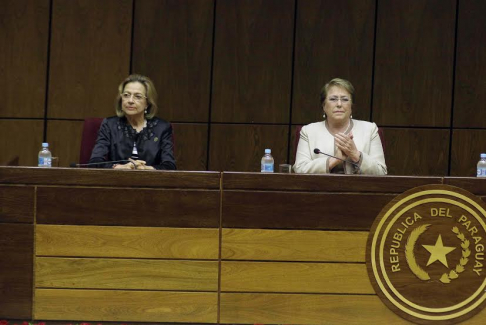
481, 153, 486, 158
42, 142, 49, 147
265, 149, 271, 154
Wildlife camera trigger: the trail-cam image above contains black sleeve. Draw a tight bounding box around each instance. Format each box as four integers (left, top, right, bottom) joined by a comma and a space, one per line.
88, 119, 113, 168
153, 123, 176, 170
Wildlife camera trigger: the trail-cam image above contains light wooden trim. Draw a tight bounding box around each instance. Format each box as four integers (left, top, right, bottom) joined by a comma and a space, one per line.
220, 293, 408, 324
35, 289, 217, 323
36, 225, 219, 259
222, 228, 367, 262
221, 261, 373, 294
36, 257, 218, 291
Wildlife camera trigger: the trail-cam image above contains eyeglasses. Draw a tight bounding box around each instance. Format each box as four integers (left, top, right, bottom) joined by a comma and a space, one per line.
327, 96, 351, 104
121, 92, 147, 102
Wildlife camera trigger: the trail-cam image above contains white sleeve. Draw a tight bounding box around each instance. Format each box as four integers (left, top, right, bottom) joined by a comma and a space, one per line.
359, 123, 387, 175
293, 126, 330, 174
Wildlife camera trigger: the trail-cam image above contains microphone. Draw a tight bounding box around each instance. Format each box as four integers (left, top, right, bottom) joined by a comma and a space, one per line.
313, 148, 361, 174
70, 160, 136, 168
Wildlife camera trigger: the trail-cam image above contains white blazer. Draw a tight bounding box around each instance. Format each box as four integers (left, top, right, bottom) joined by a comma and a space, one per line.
293, 119, 387, 175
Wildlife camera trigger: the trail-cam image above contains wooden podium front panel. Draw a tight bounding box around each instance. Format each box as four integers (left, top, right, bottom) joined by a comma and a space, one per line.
220, 172, 441, 324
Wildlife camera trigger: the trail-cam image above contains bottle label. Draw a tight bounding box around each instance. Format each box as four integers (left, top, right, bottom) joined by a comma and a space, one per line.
39, 157, 52, 167
261, 163, 274, 173
477, 168, 486, 177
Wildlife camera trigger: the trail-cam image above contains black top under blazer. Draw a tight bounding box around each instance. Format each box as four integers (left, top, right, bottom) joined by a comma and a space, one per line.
88, 116, 176, 170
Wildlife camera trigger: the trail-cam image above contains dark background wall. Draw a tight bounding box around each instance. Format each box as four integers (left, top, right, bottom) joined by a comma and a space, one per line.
0, 0, 485, 176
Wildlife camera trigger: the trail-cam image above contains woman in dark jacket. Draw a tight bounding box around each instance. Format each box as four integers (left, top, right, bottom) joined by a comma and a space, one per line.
89, 74, 176, 170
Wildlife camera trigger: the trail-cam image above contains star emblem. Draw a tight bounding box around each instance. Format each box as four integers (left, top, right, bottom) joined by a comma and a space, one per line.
422, 234, 456, 267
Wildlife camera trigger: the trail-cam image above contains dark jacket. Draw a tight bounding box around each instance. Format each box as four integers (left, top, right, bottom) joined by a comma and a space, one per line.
88, 116, 176, 170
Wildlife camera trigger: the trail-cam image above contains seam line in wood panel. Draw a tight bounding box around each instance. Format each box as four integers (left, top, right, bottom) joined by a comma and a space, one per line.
129, 0, 135, 73
220, 291, 377, 296
32, 184, 38, 319
217, 165, 223, 324
286, 0, 298, 164
34, 287, 218, 293
42, 0, 53, 142
369, 0, 379, 122
220, 260, 366, 264
207, 0, 217, 172
448, 0, 460, 176
35, 256, 219, 261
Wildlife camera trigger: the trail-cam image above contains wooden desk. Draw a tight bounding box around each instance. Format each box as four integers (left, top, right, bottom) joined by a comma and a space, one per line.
1, 167, 486, 324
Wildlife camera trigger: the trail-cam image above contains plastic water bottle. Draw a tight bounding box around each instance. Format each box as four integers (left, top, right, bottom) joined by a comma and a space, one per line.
38, 142, 52, 167
477, 153, 486, 177
261, 149, 274, 173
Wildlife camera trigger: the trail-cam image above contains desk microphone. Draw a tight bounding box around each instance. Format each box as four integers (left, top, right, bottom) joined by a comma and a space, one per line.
70, 160, 136, 168
313, 148, 361, 173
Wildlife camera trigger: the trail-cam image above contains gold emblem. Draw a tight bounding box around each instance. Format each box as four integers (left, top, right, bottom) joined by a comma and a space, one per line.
367, 185, 486, 324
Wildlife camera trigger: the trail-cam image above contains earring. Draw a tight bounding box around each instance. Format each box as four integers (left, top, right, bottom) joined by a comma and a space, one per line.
350, 115, 353, 119
323, 113, 326, 120
144, 108, 148, 114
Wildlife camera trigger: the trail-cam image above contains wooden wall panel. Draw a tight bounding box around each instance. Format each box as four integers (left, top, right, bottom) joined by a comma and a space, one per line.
37, 225, 219, 259
132, 0, 214, 122
450, 129, 486, 177
373, 0, 456, 127
209, 124, 288, 171
381, 128, 450, 176
48, 0, 132, 119
220, 293, 408, 324
453, 0, 486, 128
222, 229, 367, 262
47, 120, 84, 167
292, 0, 375, 124
172, 123, 208, 171
223, 191, 394, 230
0, 224, 33, 318
221, 261, 372, 294
36, 257, 218, 291
37, 187, 220, 227
0, 120, 44, 167
35, 289, 218, 323
0, 0, 49, 118
211, 0, 294, 123
0, 186, 34, 223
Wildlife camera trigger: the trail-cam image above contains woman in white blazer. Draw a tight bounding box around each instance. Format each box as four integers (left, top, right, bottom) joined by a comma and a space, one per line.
294, 78, 387, 175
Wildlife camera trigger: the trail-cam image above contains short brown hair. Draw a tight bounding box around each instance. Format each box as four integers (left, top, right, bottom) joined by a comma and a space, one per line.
115, 74, 158, 119
320, 78, 355, 106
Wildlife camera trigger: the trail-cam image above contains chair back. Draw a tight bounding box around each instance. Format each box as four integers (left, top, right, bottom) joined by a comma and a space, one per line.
79, 117, 104, 165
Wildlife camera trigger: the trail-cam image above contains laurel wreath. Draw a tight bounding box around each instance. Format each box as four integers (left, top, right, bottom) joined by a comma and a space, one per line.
405, 224, 470, 284
439, 227, 470, 284
405, 224, 431, 280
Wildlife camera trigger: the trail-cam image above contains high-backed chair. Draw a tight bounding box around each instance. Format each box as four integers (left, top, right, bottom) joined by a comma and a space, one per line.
293, 125, 385, 163
79, 117, 104, 165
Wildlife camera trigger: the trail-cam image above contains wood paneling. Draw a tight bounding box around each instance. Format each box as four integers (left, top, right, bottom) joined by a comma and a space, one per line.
381, 128, 450, 176
0, 186, 34, 223
450, 129, 486, 177
0, 0, 49, 118
454, 1, 486, 128
48, 0, 132, 119
0, 224, 33, 318
35, 289, 217, 323
132, 0, 213, 122
223, 190, 394, 230
209, 124, 288, 171
37, 225, 219, 259
292, 0, 375, 124
222, 171, 442, 192
222, 229, 367, 262
211, 0, 294, 123
0, 167, 220, 188
36, 257, 218, 291
37, 187, 220, 227
172, 123, 208, 171
0, 120, 44, 166
47, 120, 84, 167
373, 0, 456, 127
220, 293, 408, 324
221, 261, 372, 294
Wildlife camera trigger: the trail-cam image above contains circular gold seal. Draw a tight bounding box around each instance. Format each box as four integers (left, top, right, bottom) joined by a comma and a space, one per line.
367, 185, 486, 324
